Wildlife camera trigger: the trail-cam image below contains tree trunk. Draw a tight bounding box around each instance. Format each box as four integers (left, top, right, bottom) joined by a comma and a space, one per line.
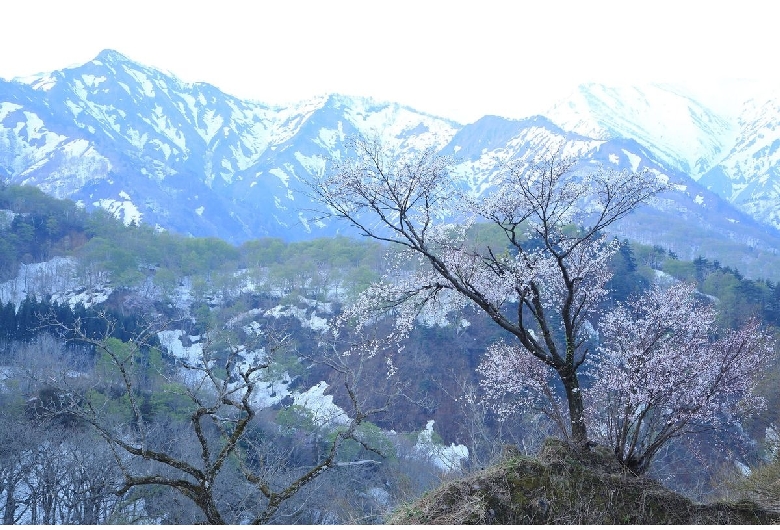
196, 490, 225, 525
560, 370, 588, 449
3, 485, 17, 525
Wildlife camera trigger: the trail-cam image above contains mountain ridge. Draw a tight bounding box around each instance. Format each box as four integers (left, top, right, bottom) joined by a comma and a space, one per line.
3, 50, 780, 279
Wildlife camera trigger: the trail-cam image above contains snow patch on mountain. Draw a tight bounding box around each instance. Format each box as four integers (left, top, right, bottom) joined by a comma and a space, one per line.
547, 83, 737, 177
269, 168, 289, 187
124, 67, 156, 98
316, 122, 345, 150
0, 102, 21, 120
81, 74, 106, 88
17, 111, 42, 138
16, 73, 58, 91
94, 194, 142, 225
414, 420, 469, 473
294, 381, 349, 427
624, 150, 641, 172
294, 151, 326, 176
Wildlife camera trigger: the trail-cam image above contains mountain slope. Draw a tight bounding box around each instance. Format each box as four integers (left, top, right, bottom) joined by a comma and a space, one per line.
3, 50, 780, 278
546, 83, 780, 234
699, 94, 780, 229
0, 50, 460, 241
442, 116, 780, 279
546, 83, 736, 177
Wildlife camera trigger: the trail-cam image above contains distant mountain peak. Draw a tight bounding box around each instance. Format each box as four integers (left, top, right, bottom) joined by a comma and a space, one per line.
3, 52, 780, 279
94, 49, 132, 65
546, 83, 737, 177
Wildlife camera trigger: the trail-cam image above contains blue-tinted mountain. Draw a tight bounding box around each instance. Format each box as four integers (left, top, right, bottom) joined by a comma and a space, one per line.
3, 50, 780, 278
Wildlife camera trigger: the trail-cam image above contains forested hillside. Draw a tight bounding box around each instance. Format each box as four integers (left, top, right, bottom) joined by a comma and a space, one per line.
1, 183, 779, 523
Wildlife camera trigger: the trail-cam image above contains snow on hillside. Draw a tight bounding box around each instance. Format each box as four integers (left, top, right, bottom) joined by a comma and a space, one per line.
94, 191, 142, 225
155, 328, 349, 422
294, 381, 350, 427
414, 420, 469, 473
264, 304, 330, 332
157, 329, 204, 364
546, 83, 737, 177
0, 257, 111, 309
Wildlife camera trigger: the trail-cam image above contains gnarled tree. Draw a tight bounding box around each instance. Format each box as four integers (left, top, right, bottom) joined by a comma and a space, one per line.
310, 137, 665, 448
41, 312, 389, 524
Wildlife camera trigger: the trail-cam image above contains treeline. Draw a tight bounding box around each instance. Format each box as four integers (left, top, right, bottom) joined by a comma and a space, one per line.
0, 184, 383, 303
3, 182, 780, 335
0, 294, 156, 348
625, 242, 780, 329
0, 185, 89, 279
0, 186, 780, 352
79, 223, 384, 298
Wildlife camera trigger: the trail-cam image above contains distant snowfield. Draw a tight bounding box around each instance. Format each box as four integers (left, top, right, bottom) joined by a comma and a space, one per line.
0, 256, 112, 309
155, 326, 471, 472
414, 420, 469, 473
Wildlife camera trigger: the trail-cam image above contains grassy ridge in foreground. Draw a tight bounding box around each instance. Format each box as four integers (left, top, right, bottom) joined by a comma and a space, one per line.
388, 439, 777, 525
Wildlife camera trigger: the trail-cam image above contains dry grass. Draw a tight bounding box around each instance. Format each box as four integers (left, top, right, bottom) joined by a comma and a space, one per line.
388, 439, 777, 525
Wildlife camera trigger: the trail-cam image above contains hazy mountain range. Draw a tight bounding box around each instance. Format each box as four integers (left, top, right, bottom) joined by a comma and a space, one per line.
2, 49, 780, 278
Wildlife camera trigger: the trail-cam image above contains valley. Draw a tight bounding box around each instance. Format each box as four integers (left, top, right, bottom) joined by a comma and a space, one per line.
1, 51, 780, 524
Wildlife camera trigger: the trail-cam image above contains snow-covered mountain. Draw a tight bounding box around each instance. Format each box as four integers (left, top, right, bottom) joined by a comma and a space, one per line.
546, 82, 780, 237
546, 83, 737, 178
439, 114, 780, 279
699, 95, 780, 229
2, 50, 780, 277
0, 50, 459, 241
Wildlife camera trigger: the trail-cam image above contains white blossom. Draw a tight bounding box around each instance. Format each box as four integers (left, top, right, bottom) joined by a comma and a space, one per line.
587, 283, 771, 473
310, 138, 667, 448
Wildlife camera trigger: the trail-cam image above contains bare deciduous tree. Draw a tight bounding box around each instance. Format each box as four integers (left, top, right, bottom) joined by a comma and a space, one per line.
41, 311, 389, 524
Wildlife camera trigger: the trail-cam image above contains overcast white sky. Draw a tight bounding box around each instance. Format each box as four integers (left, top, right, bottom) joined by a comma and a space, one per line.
2, 0, 778, 123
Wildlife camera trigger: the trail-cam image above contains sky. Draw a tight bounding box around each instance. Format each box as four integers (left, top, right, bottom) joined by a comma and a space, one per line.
2, 0, 778, 123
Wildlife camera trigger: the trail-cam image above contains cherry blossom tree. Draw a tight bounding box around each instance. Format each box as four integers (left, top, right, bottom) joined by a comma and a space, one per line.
588, 283, 771, 474
310, 137, 665, 448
